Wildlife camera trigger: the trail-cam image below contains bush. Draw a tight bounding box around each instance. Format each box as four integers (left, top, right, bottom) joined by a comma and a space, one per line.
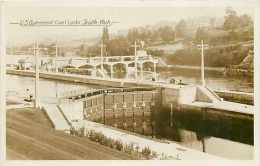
114, 140, 123, 151
78, 127, 85, 137
106, 138, 114, 148
84, 129, 158, 159
141, 146, 151, 158
151, 151, 158, 159
123, 143, 135, 154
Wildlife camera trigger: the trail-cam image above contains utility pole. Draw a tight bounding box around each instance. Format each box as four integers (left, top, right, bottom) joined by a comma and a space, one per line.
30, 41, 47, 108
52, 42, 59, 99
197, 40, 208, 87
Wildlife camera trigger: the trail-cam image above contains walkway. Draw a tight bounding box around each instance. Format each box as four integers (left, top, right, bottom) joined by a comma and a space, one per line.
77, 120, 222, 160
42, 104, 70, 131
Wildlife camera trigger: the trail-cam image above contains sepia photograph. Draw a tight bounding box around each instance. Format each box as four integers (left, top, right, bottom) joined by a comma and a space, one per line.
1, 1, 256, 161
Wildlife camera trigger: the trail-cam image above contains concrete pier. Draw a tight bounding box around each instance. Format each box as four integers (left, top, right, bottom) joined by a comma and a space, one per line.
215, 90, 253, 105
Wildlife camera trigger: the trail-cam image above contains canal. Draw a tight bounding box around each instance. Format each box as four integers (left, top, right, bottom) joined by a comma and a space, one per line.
6, 74, 254, 159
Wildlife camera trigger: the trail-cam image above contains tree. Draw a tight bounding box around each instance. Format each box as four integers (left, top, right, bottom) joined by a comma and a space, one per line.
106, 36, 130, 57
79, 44, 87, 57
158, 26, 175, 43
175, 19, 187, 38
102, 26, 110, 56
102, 26, 109, 44
127, 28, 139, 43
223, 7, 240, 31
195, 27, 208, 42
239, 14, 253, 27
223, 7, 254, 41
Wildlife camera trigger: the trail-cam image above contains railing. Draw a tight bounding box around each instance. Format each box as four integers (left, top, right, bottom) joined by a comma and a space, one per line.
59, 87, 158, 102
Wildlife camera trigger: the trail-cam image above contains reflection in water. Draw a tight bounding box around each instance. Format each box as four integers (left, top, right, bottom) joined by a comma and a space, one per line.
95, 114, 253, 160
6, 75, 100, 104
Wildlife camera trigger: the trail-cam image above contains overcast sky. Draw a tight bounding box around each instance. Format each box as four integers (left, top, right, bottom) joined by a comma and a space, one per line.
5, 5, 254, 46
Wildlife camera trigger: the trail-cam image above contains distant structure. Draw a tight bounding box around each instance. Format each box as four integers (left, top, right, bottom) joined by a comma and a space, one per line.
11, 48, 160, 81
224, 49, 254, 78
239, 49, 253, 70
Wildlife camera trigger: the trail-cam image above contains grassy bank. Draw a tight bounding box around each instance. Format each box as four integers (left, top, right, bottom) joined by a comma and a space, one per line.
6, 108, 137, 160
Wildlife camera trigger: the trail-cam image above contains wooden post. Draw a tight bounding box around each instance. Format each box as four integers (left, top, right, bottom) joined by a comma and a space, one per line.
170, 103, 173, 127
103, 94, 105, 124
122, 93, 126, 129
142, 91, 144, 120
110, 65, 113, 79
113, 94, 116, 125
140, 63, 143, 80
142, 91, 145, 134
132, 93, 135, 132
153, 60, 156, 81
202, 107, 207, 152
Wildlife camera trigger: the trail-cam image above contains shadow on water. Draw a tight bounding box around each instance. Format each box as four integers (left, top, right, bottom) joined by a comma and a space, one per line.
93, 105, 253, 146
92, 105, 254, 159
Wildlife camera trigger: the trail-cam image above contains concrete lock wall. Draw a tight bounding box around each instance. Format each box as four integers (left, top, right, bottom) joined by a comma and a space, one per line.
81, 91, 159, 122
162, 85, 221, 105
178, 85, 197, 104
161, 85, 211, 105
162, 87, 180, 105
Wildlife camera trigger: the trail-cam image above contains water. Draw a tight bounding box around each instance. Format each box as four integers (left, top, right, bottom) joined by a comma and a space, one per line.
6, 75, 98, 104
6, 74, 254, 159
96, 113, 253, 160
159, 70, 253, 93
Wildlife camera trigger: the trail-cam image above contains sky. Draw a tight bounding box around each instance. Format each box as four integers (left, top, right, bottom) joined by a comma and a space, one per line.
5, 5, 255, 46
